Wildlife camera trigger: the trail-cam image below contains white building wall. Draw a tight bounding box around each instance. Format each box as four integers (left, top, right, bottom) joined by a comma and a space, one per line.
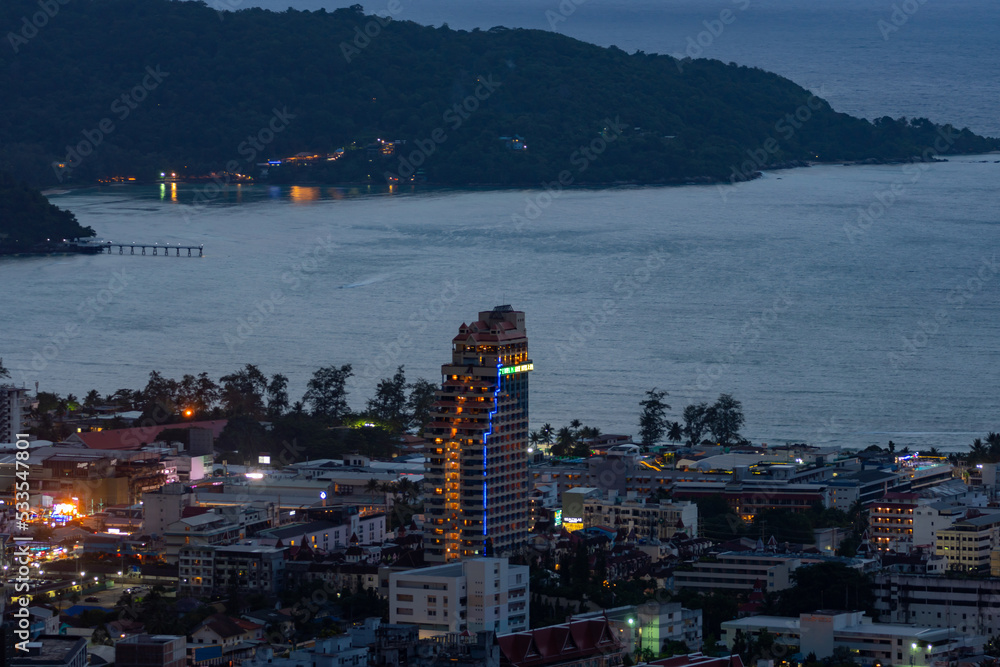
388, 557, 528, 635
390, 568, 465, 634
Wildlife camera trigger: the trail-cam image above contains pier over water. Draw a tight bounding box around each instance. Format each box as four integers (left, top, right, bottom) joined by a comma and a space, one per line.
100, 242, 204, 257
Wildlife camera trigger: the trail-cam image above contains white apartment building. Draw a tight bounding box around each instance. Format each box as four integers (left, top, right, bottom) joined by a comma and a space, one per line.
389, 557, 529, 637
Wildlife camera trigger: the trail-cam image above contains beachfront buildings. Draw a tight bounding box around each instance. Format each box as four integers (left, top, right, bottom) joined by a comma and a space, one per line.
424, 306, 532, 563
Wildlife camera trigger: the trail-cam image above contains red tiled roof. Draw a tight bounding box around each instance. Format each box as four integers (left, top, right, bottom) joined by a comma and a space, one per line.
498, 619, 622, 667
72, 420, 228, 450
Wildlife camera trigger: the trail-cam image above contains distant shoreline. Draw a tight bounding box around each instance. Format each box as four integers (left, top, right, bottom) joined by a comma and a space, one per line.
42, 151, 1000, 198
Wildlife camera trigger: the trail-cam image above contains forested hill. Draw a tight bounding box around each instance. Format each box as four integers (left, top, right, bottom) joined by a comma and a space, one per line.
1, 0, 996, 187
0, 172, 95, 251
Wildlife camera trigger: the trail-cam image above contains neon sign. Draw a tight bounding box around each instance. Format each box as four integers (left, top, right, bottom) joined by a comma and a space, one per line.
499, 363, 534, 375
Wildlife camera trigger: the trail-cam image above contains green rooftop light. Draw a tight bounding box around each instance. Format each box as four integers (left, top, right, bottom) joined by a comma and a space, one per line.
499, 363, 534, 375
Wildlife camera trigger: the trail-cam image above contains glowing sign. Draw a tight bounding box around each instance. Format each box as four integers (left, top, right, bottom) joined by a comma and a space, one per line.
258, 455, 271, 465
53, 503, 77, 517
499, 363, 534, 375
554, 509, 563, 527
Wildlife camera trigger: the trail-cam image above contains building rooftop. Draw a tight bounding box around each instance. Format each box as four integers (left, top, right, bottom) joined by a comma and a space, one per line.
14, 636, 87, 664
404, 562, 465, 578
263, 520, 340, 539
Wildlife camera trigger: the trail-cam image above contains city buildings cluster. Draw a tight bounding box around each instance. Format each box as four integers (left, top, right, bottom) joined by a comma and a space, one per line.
2, 306, 1000, 667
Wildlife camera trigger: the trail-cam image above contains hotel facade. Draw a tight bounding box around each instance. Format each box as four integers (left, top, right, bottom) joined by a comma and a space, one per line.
424, 306, 532, 563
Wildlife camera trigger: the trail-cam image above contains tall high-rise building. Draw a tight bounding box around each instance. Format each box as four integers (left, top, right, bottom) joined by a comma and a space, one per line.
424, 306, 532, 563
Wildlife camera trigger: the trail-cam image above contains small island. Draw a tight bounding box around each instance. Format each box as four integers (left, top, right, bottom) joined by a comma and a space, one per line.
0, 171, 96, 255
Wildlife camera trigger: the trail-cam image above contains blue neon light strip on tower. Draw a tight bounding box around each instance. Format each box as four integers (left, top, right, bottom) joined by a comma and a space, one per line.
480, 362, 503, 537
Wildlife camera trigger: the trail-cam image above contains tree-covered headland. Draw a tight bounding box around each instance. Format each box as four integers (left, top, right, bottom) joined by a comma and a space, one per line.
0, 0, 996, 187
0, 171, 95, 252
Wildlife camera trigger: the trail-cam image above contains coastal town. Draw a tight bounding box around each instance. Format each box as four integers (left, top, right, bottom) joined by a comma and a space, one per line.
3, 306, 1000, 667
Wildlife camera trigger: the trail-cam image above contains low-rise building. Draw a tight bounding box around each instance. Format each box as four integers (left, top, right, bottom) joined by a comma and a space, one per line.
582, 493, 698, 540
388, 557, 529, 636
722, 611, 982, 667
10, 636, 87, 667
178, 543, 285, 596
873, 572, 1000, 637
163, 512, 242, 563
116, 634, 186, 667
673, 551, 871, 593
868, 493, 919, 553
259, 511, 386, 550
934, 511, 1000, 572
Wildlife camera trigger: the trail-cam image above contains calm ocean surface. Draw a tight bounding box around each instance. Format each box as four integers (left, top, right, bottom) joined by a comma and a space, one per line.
2, 0, 998, 451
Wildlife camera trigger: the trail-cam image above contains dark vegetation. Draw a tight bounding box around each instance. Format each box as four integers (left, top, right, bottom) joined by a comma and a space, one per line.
0, 172, 95, 251
0, 0, 996, 188
30, 363, 438, 463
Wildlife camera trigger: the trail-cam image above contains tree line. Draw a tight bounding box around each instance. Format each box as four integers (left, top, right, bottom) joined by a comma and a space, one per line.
29, 363, 437, 463
638, 389, 747, 448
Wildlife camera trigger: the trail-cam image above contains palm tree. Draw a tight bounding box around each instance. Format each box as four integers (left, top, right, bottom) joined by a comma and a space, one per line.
365, 478, 380, 503
987, 432, 1000, 461
667, 420, 683, 443
553, 427, 576, 457
540, 423, 554, 445
970, 438, 988, 464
